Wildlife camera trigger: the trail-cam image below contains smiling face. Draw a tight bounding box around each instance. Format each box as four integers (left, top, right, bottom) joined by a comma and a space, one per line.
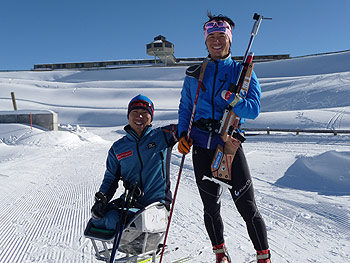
128, 108, 152, 136
205, 31, 231, 61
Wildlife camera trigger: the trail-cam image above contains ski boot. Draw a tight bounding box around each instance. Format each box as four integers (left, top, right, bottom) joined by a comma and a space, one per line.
257, 249, 271, 263
213, 243, 231, 263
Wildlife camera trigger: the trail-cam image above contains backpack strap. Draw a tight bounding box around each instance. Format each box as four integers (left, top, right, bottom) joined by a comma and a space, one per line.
186, 61, 209, 92
186, 64, 202, 79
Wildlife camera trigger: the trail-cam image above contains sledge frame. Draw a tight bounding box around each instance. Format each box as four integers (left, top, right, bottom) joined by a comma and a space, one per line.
84, 202, 168, 263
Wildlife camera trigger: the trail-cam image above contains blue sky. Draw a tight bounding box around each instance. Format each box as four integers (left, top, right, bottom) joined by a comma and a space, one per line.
1, 0, 349, 70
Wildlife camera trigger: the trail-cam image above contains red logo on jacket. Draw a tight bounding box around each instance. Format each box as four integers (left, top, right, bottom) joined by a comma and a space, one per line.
116, 150, 133, 160
224, 91, 232, 100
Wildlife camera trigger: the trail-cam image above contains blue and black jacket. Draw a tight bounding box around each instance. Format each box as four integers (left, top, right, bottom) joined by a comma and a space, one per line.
178, 55, 261, 149
99, 124, 178, 209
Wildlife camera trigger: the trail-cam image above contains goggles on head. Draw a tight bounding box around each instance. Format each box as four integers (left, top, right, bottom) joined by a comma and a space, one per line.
205, 21, 227, 28
130, 100, 151, 108
204, 20, 232, 43
127, 94, 155, 120
128, 100, 154, 116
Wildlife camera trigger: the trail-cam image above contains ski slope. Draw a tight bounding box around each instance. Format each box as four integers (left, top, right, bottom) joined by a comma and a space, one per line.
0, 51, 350, 262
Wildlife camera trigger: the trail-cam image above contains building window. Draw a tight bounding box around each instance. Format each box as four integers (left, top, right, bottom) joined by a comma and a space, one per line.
154, 43, 163, 48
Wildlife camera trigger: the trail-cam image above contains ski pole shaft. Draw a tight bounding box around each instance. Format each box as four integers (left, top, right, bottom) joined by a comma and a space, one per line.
159, 153, 185, 263
159, 61, 208, 263
185, 61, 208, 140
109, 190, 128, 263
109, 184, 137, 263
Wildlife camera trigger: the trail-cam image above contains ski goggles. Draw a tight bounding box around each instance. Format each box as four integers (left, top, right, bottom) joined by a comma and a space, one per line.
128, 100, 154, 117
204, 20, 232, 43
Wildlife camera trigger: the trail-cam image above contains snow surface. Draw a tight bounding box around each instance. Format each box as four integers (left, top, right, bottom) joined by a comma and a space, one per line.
0, 51, 349, 262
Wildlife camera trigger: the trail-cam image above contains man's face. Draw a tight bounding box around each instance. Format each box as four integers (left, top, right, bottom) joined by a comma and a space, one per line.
205, 32, 231, 60
128, 108, 152, 136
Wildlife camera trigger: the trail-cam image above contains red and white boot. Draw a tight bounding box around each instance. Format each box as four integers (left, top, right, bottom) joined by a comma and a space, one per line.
213, 243, 231, 263
257, 249, 271, 263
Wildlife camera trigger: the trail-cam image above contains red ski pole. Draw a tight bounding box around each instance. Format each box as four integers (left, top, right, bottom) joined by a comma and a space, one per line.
159, 60, 208, 263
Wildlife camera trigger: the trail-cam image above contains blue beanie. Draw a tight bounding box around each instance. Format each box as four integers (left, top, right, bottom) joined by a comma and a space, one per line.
127, 94, 154, 120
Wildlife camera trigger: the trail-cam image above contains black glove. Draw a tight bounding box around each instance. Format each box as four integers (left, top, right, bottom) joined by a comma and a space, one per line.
91, 192, 107, 220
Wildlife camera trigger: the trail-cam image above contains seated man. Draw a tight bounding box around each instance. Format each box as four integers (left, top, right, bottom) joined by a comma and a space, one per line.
90, 94, 178, 230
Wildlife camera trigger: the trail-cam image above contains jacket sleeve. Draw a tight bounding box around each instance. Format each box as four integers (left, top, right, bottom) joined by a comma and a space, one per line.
232, 70, 261, 120
178, 76, 195, 136
161, 124, 179, 147
99, 144, 121, 201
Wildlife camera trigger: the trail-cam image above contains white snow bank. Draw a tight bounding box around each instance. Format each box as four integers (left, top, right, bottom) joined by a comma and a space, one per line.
254, 51, 350, 78
259, 71, 350, 112
54, 66, 187, 82
0, 123, 44, 144
0, 70, 76, 81
244, 107, 350, 130
0, 123, 103, 147
275, 150, 350, 195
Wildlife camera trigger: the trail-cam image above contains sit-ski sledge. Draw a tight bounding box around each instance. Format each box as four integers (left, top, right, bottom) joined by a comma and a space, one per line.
84, 202, 169, 263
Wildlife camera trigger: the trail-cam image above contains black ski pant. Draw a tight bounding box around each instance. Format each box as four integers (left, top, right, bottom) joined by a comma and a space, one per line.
192, 145, 269, 251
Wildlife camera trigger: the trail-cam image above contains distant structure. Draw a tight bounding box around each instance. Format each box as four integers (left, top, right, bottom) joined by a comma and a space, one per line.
0, 110, 58, 131
33, 58, 162, 70
146, 35, 176, 66
33, 54, 290, 70
33, 32, 295, 70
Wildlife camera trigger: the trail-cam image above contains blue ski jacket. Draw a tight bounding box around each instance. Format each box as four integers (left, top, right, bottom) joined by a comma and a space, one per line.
178, 55, 261, 149
99, 124, 178, 208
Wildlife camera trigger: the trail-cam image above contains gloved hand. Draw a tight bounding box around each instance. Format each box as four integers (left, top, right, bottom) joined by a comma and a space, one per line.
178, 135, 193, 155
221, 90, 242, 107
91, 192, 107, 220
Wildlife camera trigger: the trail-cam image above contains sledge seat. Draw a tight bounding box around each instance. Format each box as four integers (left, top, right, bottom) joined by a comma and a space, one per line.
84, 202, 169, 262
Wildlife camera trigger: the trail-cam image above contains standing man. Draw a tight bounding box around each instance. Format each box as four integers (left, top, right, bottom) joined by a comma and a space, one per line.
91, 94, 178, 231
178, 13, 271, 263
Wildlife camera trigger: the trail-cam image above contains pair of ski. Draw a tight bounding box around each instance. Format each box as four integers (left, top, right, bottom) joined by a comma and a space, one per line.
135, 246, 202, 263
136, 255, 192, 263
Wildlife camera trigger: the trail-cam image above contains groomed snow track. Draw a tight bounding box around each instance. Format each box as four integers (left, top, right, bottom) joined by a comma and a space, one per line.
0, 128, 349, 262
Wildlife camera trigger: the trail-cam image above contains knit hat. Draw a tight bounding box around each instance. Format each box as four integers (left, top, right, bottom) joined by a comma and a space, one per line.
127, 94, 154, 120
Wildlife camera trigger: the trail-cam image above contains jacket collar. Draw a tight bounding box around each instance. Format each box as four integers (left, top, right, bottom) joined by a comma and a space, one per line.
207, 53, 233, 66
124, 124, 152, 141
